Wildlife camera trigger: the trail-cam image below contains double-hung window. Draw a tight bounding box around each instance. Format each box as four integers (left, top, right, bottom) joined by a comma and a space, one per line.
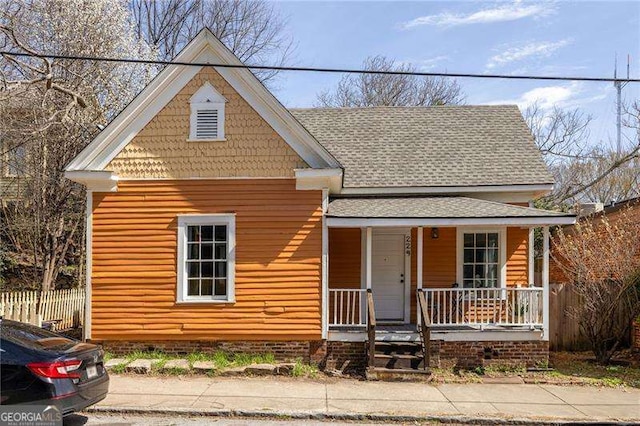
177, 214, 235, 302
461, 231, 501, 288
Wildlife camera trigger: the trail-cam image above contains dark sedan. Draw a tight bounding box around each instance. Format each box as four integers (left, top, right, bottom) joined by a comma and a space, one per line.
0, 319, 109, 416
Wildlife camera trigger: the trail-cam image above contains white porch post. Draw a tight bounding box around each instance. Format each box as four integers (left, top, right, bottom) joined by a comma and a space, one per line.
417, 227, 424, 290
542, 226, 550, 340
417, 227, 424, 325
528, 227, 535, 285
321, 189, 329, 339
83, 190, 93, 341
365, 227, 372, 290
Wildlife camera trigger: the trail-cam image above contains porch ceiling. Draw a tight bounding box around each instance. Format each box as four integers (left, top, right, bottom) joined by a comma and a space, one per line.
326, 196, 575, 227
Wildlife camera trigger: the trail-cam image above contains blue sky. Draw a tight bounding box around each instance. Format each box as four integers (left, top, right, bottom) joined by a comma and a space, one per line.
268, 1, 640, 148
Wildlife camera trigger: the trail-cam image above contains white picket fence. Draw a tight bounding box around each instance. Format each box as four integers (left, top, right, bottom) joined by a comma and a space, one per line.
0, 288, 85, 331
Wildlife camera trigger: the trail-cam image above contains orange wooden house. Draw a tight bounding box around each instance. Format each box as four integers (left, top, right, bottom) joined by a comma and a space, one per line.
65, 30, 575, 372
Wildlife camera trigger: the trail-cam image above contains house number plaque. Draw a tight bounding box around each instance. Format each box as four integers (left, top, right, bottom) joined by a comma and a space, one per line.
405, 235, 411, 255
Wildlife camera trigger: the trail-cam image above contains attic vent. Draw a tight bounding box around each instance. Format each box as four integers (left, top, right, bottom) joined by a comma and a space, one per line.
189, 82, 226, 141
196, 109, 219, 139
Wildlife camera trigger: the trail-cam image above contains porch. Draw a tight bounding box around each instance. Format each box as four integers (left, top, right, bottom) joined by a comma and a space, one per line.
322, 196, 576, 343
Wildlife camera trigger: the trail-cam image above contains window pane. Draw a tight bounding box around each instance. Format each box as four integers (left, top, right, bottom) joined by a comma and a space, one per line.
463, 265, 473, 279
215, 279, 227, 296
488, 233, 499, 248
463, 279, 474, 288
487, 279, 498, 288
201, 226, 214, 241
201, 279, 213, 296
201, 262, 214, 278
188, 279, 200, 296
487, 248, 498, 263
201, 243, 213, 260
476, 233, 486, 247
487, 264, 498, 279
215, 261, 227, 278
464, 249, 474, 263
188, 226, 199, 242
463, 233, 474, 248
215, 244, 227, 260
474, 264, 484, 279
475, 249, 485, 263
215, 225, 227, 242
188, 243, 199, 260
188, 262, 200, 278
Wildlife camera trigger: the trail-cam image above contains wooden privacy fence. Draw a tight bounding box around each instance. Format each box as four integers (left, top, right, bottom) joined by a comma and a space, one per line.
549, 283, 586, 351
549, 283, 631, 351
0, 288, 85, 331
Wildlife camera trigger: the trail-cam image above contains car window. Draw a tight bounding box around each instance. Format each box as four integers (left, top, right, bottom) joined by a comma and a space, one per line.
0, 321, 76, 352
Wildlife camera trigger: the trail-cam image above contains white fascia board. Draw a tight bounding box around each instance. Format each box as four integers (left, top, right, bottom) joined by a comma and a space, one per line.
339, 184, 554, 196
209, 61, 338, 168
66, 64, 201, 171
66, 29, 338, 172
65, 170, 118, 192
326, 216, 576, 228
295, 168, 343, 192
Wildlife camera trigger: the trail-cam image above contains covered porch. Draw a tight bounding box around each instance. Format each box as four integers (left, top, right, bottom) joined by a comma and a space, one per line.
323, 196, 575, 341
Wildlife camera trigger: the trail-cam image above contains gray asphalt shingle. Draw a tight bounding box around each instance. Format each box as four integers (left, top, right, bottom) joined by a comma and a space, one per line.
290, 105, 553, 188
327, 197, 572, 218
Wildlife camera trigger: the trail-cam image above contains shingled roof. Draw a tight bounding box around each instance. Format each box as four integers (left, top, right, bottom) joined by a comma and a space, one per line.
290, 105, 554, 189
327, 197, 572, 219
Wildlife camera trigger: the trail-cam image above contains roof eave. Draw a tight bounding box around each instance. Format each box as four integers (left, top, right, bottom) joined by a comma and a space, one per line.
326, 215, 576, 227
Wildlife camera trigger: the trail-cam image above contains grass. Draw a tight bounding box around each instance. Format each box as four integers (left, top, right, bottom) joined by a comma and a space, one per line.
105, 349, 321, 378
186, 351, 276, 369
291, 359, 319, 378
428, 351, 640, 388
546, 351, 640, 388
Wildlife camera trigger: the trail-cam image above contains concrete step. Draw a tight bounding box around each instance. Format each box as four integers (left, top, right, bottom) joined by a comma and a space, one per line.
365, 366, 431, 381
373, 353, 425, 369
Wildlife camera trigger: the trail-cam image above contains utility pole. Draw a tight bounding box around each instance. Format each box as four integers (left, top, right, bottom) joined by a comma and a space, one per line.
614, 54, 630, 156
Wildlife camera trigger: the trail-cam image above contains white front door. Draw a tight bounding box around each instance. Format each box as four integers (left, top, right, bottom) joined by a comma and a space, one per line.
371, 233, 406, 321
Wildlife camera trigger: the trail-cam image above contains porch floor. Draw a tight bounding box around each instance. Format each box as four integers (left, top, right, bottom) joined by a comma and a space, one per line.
328, 323, 544, 342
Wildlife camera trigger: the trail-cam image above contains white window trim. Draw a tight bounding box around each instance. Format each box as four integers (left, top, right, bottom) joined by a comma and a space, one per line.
188, 82, 226, 142
456, 227, 507, 289
176, 214, 236, 303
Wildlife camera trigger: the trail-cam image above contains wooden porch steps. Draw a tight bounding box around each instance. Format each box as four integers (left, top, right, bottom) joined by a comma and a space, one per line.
367, 339, 430, 379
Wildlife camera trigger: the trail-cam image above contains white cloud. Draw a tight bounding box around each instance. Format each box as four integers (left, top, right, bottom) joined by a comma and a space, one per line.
400, 55, 450, 71
401, 2, 555, 29
487, 82, 584, 111
486, 39, 572, 69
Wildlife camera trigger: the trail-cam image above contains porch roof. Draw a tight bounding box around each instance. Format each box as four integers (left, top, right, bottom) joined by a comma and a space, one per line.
326, 196, 576, 227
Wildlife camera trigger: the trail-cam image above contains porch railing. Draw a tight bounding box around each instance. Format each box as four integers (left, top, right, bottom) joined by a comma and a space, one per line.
329, 289, 368, 328
418, 287, 543, 328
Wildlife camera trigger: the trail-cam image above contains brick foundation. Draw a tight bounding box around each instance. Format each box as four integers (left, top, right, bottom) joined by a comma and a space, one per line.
431, 340, 549, 368
323, 341, 367, 374
97, 338, 548, 371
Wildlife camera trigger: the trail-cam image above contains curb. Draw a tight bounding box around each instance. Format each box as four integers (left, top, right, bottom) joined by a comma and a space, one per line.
86, 405, 640, 425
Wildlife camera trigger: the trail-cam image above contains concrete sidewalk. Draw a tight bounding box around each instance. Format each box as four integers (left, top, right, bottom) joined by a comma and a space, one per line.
91, 375, 640, 424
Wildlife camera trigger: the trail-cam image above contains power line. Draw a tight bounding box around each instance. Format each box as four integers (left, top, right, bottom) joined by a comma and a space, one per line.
1, 50, 639, 84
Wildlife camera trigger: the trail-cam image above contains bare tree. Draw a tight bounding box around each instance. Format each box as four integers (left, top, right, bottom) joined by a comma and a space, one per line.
0, 0, 155, 291
130, 0, 293, 82
525, 101, 640, 205
316, 56, 464, 107
552, 207, 640, 364
552, 149, 640, 205
524, 103, 592, 166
